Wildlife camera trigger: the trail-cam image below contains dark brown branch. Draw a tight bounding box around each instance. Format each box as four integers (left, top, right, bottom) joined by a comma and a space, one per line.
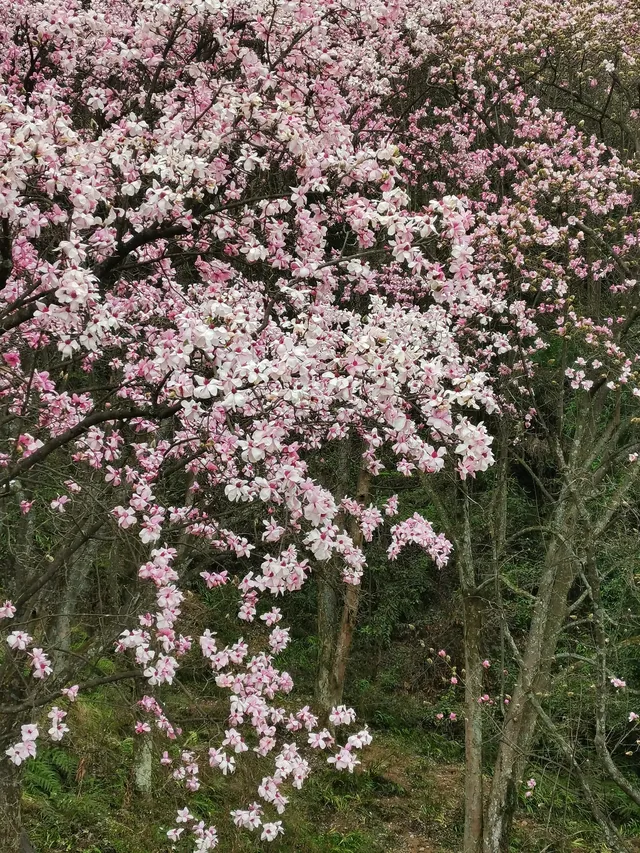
0, 671, 143, 715
0, 218, 13, 289
0, 402, 181, 489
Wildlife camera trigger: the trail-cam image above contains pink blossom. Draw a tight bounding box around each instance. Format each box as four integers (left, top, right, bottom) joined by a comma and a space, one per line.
0, 600, 16, 619
61, 685, 79, 702
48, 707, 69, 742
50, 495, 71, 512
329, 706, 357, 726
327, 747, 360, 773
29, 648, 52, 679
260, 822, 284, 842
6, 739, 37, 766
166, 828, 183, 842
7, 630, 32, 651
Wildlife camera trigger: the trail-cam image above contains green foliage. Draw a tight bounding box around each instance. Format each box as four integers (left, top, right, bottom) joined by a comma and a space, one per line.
23, 747, 78, 798
322, 830, 378, 852
25, 759, 65, 798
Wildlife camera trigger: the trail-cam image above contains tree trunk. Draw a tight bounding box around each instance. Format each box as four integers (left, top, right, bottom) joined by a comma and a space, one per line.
52, 539, 98, 674
0, 758, 22, 853
422, 478, 487, 853
332, 584, 360, 708
459, 485, 484, 853
134, 735, 154, 798
0, 716, 37, 852
483, 503, 579, 852
587, 550, 640, 808
315, 464, 370, 716
0, 702, 26, 853
315, 566, 340, 714
529, 693, 628, 852
462, 590, 485, 853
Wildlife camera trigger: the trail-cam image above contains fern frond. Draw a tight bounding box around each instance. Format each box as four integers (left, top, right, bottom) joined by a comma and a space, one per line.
24, 759, 63, 797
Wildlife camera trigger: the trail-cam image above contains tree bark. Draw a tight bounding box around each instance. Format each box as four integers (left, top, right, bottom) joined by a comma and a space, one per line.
422, 477, 486, 853
586, 551, 640, 808
460, 486, 484, 853
52, 538, 99, 674
328, 466, 370, 706
0, 757, 23, 853
315, 463, 370, 716
483, 500, 580, 852
315, 567, 340, 714
462, 589, 485, 853
0, 676, 27, 853
134, 735, 154, 798
528, 693, 628, 852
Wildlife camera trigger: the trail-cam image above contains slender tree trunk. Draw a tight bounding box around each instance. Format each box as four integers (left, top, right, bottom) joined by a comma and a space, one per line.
134, 735, 154, 798
331, 584, 360, 707
422, 477, 486, 853
315, 463, 370, 716
528, 693, 628, 852
460, 487, 484, 853
587, 550, 640, 807
0, 705, 39, 852
0, 757, 22, 853
0, 670, 28, 853
462, 590, 484, 853
0, 494, 36, 853
315, 568, 340, 715
483, 501, 579, 852
328, 467, 370, 706
52, 539, 98, 674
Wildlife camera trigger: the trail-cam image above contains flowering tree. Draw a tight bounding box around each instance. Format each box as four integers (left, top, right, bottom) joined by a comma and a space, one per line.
0, 0, 503, 850
360, 0, 640, 850
4, 0, 638, 850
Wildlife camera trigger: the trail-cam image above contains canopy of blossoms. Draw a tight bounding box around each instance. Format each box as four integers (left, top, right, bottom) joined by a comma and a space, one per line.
0, 0, 507, 846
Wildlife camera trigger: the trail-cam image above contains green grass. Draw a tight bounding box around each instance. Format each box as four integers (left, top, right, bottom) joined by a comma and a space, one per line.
19, 660, 640, 853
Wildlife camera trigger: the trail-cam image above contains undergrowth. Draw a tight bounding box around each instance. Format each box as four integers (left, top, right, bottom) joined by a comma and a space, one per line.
20, 639, 640, 852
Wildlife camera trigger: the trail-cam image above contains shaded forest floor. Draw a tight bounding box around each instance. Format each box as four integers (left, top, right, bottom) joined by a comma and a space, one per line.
24, 716, 636, 853
21, 635, 640, 853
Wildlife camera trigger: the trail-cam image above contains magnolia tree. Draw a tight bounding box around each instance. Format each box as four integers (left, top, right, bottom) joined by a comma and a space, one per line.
355, 0, 640, 850
6, 0, 638, 849
0, 0, 508, 850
